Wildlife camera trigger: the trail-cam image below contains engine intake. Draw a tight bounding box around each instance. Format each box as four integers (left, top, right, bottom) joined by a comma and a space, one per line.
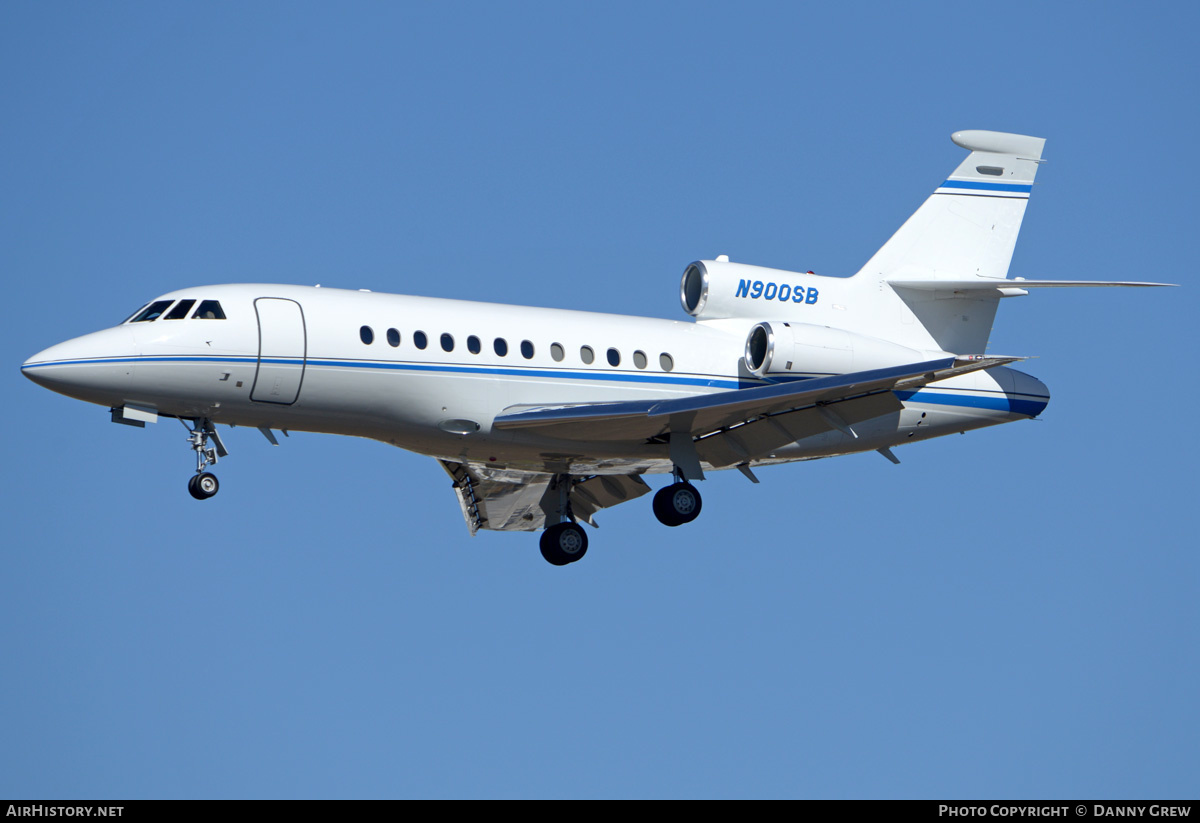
744, 321, 941, 377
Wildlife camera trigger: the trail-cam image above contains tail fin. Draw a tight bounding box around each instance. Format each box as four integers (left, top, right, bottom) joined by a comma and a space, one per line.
854, 130, 1045, 283
847, 131, 1045, 355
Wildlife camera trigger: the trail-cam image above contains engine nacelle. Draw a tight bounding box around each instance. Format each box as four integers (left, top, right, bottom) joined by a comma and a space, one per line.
744, 321, 942, 377
680, 260, 823, 321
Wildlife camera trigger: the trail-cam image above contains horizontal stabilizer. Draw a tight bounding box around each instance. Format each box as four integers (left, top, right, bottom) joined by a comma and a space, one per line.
889, 279, 1176, 291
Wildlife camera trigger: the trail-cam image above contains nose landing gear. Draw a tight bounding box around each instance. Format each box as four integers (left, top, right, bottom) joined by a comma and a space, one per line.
183, 418, 227, 500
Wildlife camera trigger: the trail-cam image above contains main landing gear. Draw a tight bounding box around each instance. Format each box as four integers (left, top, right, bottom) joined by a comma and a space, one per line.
540, 522, 588, 566
652, 481, 703, 527
539, 475, 589, 566
183, 417, 227, 500
538, 466, 705, 566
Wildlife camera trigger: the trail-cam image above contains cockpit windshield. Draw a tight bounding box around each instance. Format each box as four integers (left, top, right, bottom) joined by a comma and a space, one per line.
163, 299, 196, 319
124, 299, 226, 323
121, 303, 150, 324
129, 301, 174, 322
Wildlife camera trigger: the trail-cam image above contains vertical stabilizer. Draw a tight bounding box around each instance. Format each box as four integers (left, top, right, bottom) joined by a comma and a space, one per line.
849, 131, 1045, 355
854, 130, 1045, 283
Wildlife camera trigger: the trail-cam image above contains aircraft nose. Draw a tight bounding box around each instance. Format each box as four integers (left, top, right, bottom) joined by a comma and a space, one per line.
22, 340, 84, 390
22, 327, 138, 403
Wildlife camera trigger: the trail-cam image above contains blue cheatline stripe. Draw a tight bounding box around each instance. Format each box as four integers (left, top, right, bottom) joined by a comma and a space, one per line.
895, 389, 1048, 417
22, 356, 256, 368
939, 179, 1033, 193
24, 355, 1049, 414
22, 354, 746, 390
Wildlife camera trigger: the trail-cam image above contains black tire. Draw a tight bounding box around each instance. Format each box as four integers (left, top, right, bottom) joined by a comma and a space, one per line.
539, 522, 588, 565
190, 472, 219, 500
652, 482, 702, 527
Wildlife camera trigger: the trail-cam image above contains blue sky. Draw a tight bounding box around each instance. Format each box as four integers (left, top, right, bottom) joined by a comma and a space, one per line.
2, 2, 1196, 799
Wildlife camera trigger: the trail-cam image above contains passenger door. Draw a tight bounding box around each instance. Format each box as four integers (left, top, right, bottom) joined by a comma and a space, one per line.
251, 298, 306, 404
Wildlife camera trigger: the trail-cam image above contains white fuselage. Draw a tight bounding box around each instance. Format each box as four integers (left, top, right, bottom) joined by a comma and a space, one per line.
22, 283, 1049, 476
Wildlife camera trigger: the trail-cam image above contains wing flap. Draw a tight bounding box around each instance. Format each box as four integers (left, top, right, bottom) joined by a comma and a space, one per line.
569, 474, 652, 526
694, 391, 903, 468
440, 460, 650, 534
441, 460, 551, 534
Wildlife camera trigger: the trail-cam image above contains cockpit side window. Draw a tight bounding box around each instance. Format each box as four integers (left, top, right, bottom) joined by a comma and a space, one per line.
192, 300, 226, 320
130, 300, 174, 322
164, 299, 196, 320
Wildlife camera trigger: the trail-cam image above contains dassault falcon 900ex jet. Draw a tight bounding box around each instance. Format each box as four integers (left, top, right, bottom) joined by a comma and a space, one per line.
23, 130, 1172, 565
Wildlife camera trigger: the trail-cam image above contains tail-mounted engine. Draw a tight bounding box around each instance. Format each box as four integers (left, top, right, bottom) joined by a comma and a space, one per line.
681, 259, 824, 321
744, 321, 943, 378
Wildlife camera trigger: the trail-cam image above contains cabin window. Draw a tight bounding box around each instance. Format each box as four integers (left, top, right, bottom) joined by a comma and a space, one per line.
550, 343, 565, 362
494, 338, 508, 357
387, 328, 401, 347
131, 301, 174, 322
441, 333, 455, 352
607, 348, 621, 367
521, 340, 535, 359
467, 335, 481, 354
164, 300, 196, 320
633, 350, 648, 369
659, 353, 674, 372
360, 326, 374, 345
580, 346, 595, 364
414, 331, 428, 350
192, 300, 226, 320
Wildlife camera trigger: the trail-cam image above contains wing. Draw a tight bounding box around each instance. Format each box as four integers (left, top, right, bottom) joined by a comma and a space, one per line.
494, 356, 1022, 470
439, 460, 651, 534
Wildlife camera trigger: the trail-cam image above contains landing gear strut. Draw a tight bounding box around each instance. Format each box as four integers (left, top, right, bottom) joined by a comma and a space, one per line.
183, 418, 226, 500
